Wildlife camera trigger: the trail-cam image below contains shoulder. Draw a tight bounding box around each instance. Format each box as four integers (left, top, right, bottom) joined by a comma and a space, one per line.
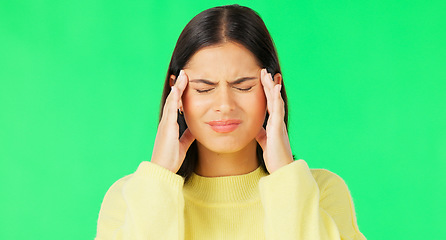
310, 169, 349, 197
104, 174, 134, 198
99, 173, 134, 212
101, 161, 184, 203
96, 173, 135, 233
310, 168, 348, 190
102, 161, 172, 196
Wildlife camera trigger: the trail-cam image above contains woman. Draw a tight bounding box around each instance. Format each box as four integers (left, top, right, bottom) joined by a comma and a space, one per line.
95, 4, 366, 240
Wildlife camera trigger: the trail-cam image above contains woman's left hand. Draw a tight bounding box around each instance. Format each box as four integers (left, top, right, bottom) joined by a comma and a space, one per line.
256, 69, 294, 173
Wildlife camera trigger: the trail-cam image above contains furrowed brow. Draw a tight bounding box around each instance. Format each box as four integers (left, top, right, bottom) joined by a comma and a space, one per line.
189, 79, 217, 86
189, 77, 257, 85
229, 77, 257, 85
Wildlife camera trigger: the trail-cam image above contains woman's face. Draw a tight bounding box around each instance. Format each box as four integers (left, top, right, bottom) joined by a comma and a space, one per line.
180, 42, 267, 154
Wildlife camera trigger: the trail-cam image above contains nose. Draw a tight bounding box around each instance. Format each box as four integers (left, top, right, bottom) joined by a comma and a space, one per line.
213, 86, 235, 113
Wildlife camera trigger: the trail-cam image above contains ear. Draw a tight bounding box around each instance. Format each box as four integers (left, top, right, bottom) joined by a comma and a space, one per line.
169, 74, 176, 87
273, 73, 282, 85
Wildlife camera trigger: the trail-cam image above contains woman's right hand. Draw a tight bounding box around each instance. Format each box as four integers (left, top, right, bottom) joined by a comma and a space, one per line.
151, 70, 196, 173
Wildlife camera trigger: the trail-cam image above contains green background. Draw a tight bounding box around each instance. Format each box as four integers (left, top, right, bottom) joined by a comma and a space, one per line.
1, 0, 445, 239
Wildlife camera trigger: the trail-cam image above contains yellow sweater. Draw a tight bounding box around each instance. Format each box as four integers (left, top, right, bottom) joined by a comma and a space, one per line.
95, 160, 366, 240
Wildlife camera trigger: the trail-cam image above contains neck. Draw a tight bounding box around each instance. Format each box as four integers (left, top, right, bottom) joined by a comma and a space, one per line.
195, 139, 259, 177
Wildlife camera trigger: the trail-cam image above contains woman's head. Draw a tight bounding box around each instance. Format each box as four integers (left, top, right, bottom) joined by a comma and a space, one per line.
160, 4, 290, 180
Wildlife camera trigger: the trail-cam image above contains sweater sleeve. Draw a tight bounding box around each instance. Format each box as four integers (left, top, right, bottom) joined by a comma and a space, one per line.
95, 161, 185, 240
258, 160, 366, 240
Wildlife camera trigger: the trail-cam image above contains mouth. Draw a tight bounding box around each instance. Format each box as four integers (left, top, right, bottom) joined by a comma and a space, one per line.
206, 119, 241, 133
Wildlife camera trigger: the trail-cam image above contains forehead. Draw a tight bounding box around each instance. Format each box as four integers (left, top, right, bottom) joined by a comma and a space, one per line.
184, 42, 261, 78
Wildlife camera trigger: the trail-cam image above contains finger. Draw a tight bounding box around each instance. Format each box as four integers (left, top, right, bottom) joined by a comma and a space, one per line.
260, 69, 276, 91
161, 85, 180, 122
267, 72, 278, 114
260, 69, 274, 113
271, 84, 285, 123
260, 69, 273, 94
162, 70, 189, 122
255, 127, 267, 150
175, 70, 189, 97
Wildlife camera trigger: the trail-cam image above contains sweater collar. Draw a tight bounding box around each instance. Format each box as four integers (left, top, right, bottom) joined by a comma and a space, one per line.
183, 165, 269, 203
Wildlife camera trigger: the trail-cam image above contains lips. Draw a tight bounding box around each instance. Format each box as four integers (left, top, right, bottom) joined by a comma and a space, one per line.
206, 119, 241, 133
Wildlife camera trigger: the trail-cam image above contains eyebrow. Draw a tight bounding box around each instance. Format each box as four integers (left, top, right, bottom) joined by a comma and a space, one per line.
189, 77, 257, 86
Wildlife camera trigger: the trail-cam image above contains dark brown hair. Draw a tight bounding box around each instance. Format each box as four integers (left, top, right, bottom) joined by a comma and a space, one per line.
159, 4, 290, 182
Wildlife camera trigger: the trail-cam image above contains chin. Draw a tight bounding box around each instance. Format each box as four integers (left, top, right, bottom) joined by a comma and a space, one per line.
196, 137, 256, 154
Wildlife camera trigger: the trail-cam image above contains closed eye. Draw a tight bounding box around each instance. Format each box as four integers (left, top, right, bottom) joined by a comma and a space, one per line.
234, 86, 253, 92
195, 86, 253, 93
196, 88, 214, 93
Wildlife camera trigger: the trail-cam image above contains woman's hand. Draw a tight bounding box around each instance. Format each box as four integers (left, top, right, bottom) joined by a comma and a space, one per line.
256, 69, 294, 173
151, 70, 196, 173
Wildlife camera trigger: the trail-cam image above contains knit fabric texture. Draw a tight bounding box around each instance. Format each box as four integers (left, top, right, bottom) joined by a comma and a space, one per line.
95, 160, 366, 240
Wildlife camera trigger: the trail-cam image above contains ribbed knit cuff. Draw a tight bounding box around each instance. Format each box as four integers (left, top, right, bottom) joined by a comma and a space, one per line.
259, 159, 316, 195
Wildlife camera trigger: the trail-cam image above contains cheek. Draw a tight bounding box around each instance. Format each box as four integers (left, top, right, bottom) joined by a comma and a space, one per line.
182, 88, 206, 113
181, 89, 208, 128
237, 89, 267, 132
244, 89, 267, 118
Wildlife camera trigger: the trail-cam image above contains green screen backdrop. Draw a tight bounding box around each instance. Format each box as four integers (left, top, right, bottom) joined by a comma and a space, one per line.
1, 0, 445, 239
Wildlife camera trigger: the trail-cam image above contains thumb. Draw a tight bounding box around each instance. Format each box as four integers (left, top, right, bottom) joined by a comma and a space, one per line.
179, 128, 195, 152
255, 128, 267, 150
